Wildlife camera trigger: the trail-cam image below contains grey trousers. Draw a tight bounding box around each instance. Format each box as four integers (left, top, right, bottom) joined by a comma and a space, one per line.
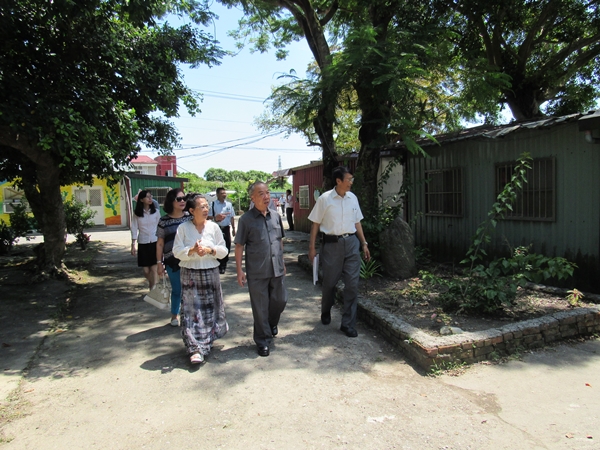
247, 275, 287, 347
320, 235, 361, 328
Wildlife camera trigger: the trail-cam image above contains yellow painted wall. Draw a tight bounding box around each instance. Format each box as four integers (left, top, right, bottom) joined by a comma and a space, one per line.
0, 178, 123, 226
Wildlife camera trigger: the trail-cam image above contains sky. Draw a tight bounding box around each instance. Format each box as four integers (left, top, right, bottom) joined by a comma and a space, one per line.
139, 3, 321, 178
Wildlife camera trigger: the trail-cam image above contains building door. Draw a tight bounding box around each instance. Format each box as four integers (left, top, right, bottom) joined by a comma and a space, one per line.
73, 187, 104, 225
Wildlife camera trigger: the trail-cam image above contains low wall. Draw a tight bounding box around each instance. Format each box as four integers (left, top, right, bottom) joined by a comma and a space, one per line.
358, 297, 600, 370
298, 254, 600, 370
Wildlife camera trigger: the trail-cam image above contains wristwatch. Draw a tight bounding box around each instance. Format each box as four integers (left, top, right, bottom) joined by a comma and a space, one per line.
362, 242, 368, 246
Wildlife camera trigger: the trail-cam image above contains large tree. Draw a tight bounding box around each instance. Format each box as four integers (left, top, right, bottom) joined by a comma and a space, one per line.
219, 0, 341, 189
445, 0, 600, 120
0, 0, 223, 271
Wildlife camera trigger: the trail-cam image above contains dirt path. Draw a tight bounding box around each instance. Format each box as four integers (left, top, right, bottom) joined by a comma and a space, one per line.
1, 228, 599, 449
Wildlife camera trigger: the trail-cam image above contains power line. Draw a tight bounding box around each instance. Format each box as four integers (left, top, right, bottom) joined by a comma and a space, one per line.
177, 131, 283, 152
191, 89, 267, 103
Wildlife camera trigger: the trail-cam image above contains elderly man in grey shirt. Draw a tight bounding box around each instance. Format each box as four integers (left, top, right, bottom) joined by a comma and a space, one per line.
235, 181, 287, 357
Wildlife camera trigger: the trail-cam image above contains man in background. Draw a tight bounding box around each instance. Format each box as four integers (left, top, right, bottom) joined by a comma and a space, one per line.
208, 187, 236, 274
285, 189, 295, 231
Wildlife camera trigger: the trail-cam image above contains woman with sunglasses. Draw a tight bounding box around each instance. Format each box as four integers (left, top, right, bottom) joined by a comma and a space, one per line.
156, 188, 191, 326
130, 190, 161, 290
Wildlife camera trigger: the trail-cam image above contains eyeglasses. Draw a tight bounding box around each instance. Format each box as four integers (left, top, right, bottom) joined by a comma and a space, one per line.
175, 196, 186, 202
347, 177, 354, 183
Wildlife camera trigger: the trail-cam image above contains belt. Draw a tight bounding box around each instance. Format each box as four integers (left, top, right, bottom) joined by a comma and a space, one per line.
322, 232, 355, 243
219, 224, 230, 229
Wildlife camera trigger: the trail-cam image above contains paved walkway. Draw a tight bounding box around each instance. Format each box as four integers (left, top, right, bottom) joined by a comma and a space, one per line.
1, 227, 598, 449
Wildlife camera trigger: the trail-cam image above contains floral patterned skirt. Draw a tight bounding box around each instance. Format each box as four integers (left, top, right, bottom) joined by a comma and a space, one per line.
180, 267, 228, 356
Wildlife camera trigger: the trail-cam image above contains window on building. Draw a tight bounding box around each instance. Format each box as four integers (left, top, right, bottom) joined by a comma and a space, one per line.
495, 157, 555, 221
299, 185, 310, 209
425, 168, 463, 217
145, 187, 170, 206
2, 187, 29, 214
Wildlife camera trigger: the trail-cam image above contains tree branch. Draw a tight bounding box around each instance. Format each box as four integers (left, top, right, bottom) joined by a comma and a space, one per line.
543, 43, 600, 99
543, 32, 600, 70
517, 0, 560, 69
319, 0, 338, 27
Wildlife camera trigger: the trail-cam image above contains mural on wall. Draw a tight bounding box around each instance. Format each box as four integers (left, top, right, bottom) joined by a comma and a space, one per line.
104, 186, 121, 225
0, 178, 123, 227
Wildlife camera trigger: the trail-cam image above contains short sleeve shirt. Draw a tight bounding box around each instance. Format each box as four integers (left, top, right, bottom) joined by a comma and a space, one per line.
156, 213, 192, 261
234, 208, 285, 278
210, 200, 235, 227
307, 189, 364, 235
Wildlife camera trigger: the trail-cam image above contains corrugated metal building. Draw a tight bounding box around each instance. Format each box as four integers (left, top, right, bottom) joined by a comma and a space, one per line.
124, 173, 188, 226
389, 111, 600, 291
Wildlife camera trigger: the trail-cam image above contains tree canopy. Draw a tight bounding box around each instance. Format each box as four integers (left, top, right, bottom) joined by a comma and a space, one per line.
203, 167, 272, 183
444, 0, 600, 120
0, 0, 223, 269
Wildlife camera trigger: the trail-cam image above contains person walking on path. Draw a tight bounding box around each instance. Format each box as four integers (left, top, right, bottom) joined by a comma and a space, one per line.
156, 189, 191, 327
130, 190, 161, 290
285, 189, 295, 231
207, 187, 236, 274
308, 166, 370, 338
234, 181, 287, 357
173, 194, 229, 364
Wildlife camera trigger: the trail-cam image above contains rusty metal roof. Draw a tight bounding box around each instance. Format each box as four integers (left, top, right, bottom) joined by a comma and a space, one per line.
383, 111, 594, 153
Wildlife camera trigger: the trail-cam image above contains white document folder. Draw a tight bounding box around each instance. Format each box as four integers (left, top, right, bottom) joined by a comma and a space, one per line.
313, 254, 319, 285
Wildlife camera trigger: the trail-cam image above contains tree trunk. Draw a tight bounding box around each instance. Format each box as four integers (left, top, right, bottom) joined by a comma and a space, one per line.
279, 0, 338, 190
504, 84, 545, 121
0, 128, 66, 271
313, 102, 337, 191
23, 162, 66, 271
353, 6, 394, 220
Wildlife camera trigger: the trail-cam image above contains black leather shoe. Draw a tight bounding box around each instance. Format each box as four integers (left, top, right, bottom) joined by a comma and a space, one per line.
340, 325, 358, 338
271, 325, 278, 336
321, 311, 331, 325
257, 346, 270, 357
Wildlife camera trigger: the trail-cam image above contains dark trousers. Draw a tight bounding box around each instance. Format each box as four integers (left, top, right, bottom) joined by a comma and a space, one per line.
218, 225, 231, 270
286, 207, 294, 231
320, 236, 361, 328
247, 275, 287, 347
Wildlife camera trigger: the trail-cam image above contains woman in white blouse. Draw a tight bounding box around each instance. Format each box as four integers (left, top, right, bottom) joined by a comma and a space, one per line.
173, 194, 229, 364
130, 190, 161, 290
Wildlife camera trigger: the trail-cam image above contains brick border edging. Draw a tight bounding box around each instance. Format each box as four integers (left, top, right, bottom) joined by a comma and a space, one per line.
357, 297, 600, 370
298, 253, 600, 370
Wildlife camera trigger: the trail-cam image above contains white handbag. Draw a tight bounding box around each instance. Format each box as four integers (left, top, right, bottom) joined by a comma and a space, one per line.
143, 276, 171, 310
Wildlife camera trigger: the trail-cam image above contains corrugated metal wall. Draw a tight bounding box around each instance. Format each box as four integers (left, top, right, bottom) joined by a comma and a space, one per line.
292, 160, 357, 233
129, 177, 185, 217
406, 121, 600, 290
293, 164, 327, 233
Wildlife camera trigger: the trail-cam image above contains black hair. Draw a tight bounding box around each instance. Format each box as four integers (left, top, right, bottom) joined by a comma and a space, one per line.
332, 166, 350, 184
286, 189, 292, 195
184, 193, 206, 213
163, 188, 184, 214
134, 190, 156, 217
216, 187, 226, 194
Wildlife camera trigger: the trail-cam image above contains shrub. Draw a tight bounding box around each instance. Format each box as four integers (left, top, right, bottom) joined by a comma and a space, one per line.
360, 258, 382, 279
422, 152, 577, 314
0, 201, 37, 255
0, 220, 15, 255
64, 198, 96, 250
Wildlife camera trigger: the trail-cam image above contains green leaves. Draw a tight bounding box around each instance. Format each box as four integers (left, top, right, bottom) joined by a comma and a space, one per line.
425, 152, 577, 315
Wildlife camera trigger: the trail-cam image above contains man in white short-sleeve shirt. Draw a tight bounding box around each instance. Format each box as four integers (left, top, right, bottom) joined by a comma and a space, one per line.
308, 166, 370, 337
